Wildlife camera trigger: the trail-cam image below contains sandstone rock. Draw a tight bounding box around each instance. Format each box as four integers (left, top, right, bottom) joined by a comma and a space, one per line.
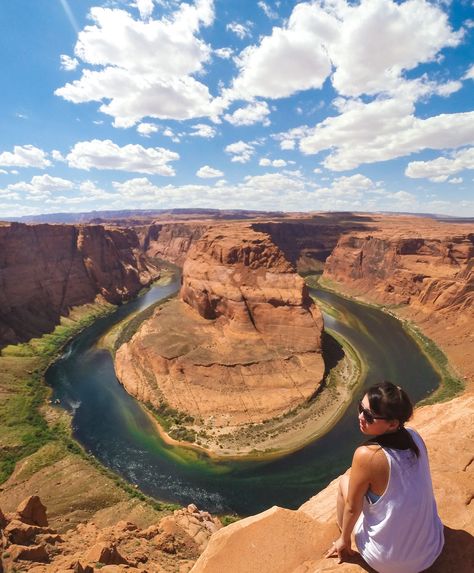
17, 496, 48, 527
190, 505, 339, 573
4, 519, 39, 545
84, 542, 128, 566
8, 543, 49, 563
0, 223, 159, 347
143, 222, 211, 266
115, 223, 325, 430
0, 507, 7, 529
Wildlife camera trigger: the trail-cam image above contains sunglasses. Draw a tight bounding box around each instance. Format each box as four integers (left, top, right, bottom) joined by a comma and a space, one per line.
358, 400, 388, 424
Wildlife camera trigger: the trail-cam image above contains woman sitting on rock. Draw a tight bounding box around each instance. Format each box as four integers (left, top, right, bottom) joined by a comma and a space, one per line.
327, 381, 444, 573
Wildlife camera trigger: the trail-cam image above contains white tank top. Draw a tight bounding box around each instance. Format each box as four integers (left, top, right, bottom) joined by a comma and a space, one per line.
354, 428, 444, 573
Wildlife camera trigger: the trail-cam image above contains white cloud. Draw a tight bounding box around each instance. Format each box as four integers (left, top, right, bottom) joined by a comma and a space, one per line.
196, 165, 224, 178
60, 54, 79, 71
280, 139, 295, 151
225, 140, 255, 163
258, 1, 278, 20
224, 101, 271, 126
0, 145, 51, 169
231, 4, 333, 99
259, 158, 287, 168
405, 147, 474, 181
55, 1, 219, 126
137, 122, 159, 136
8, 175, 74, 200
214, 47, 233, 59
190, 124, 217, 138
51, 150, 65, 162
227, 22, 251, 39
299, 97, 474, 171
448, 177, 463, 184
66, 139, 179, 175
463, 64, 474, 81
0, 169, 7, 175
329, 0, 462, 97
134, 0, 154, 20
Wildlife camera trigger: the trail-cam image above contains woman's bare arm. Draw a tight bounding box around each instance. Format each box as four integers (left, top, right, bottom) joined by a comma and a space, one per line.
327, 446, 373, 562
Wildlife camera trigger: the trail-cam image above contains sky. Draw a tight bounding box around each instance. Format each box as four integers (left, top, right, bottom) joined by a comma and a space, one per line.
0, 0, 473, 218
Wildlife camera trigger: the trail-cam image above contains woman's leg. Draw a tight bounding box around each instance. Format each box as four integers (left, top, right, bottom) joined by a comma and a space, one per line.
337, 473, 350, 530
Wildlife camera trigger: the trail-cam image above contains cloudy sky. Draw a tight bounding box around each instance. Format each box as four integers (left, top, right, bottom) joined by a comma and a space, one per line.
1, 0, 473, 218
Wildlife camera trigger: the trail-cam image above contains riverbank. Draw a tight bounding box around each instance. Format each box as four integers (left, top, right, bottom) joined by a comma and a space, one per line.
316, 274, 466, 404
0, 297, 176, 531
139, 326, 363, 460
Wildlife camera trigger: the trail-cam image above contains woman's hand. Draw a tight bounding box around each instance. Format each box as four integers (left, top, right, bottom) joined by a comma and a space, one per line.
325, 535, 355, 563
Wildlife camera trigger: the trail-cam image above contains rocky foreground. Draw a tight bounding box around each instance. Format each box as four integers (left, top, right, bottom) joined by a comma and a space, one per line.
115, 224, 325, 439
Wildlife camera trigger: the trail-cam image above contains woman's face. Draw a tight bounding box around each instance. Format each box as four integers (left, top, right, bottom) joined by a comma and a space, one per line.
358, 394, 396, 435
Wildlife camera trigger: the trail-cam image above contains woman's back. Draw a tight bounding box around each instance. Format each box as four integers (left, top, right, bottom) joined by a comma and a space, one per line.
355, 429, 444, 573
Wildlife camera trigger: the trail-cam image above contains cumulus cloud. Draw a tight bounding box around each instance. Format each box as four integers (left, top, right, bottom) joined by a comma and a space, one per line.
463, 64, 474, 81
196, 165, 224, 178
66, 139, 179, 175
405, 147, 474, 182
299, 98, 474, 171
224, 101, 271, 126
8, 175, 74, 200
227, 22, 251, 39
0, 145, 51, 169
214, 47, 233, 59
225, 140, 255, 163
230, 4, 333, 99
55, 1, 220, 126
137, 122, 159, 136
190, 124, 217, 138
60, 54, 79, 71
259, 158, 287, 167
448, 177, 463, 184
134, 0, 154, 20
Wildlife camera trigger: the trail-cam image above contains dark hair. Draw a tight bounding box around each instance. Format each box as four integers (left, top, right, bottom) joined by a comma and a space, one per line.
366, 381, 419, 457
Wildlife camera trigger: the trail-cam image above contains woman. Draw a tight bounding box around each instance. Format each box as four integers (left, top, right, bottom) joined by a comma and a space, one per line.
327, 381, 444, 573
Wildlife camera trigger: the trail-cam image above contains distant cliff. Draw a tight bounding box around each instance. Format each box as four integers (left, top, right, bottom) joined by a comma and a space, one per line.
0, 223, 159, 347
141, 222, 215, 265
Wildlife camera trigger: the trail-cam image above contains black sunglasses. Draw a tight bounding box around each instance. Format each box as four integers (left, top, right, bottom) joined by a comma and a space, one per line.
358, 400, 388, 424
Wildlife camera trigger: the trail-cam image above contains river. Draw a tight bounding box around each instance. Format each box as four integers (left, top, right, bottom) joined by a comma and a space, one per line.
46, 276, 440, 516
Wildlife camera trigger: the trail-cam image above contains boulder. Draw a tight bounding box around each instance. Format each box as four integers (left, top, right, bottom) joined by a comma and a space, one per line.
16, 496, 48, 527
8, 543, 49, 563
84, 542, 129, 566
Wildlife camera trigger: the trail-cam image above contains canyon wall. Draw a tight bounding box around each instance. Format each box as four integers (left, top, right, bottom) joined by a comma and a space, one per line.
0, 223, 159, 347
115, 224, 325, 433
141, 222, 212, 266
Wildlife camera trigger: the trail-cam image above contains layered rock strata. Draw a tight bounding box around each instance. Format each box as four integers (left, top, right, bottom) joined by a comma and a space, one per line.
0, 223, 159, 347
322, 217, 474, 384
115, 224, 324, 429
141, 222, 213, 265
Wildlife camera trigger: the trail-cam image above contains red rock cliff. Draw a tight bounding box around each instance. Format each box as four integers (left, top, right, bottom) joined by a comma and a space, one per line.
0, 223, 159, 347
115, 224, 325, 435
142, 222, 212, 265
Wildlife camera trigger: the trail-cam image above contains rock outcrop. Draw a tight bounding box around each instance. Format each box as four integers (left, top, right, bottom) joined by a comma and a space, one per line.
115, 224, 325, 435
142, 222, 212, 265
191, 391, 474, 573
0, 223, 159, 347
0, 497, 221, 573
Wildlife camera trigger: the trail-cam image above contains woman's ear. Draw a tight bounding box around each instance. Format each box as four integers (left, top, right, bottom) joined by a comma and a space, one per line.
388, 419, 401, 431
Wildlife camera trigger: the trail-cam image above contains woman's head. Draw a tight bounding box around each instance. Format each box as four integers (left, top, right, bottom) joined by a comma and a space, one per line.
358, 381, 414, 435
366, 381, 414, 425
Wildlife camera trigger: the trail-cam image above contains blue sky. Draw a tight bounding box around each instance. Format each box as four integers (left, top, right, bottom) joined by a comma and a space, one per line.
0, 0, 473, 217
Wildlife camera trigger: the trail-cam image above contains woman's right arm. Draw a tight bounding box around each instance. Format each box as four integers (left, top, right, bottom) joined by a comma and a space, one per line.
330, 447, 373, 562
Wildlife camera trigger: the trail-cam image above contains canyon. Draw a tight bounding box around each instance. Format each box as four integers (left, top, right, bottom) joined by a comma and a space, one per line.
114, 223, 326, 445
0, 223, 159, 348
0, 211, 472, 573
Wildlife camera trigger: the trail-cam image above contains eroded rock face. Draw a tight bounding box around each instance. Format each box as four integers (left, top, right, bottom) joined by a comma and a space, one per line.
142, 222, 211, 265
0, 223, 159, 347
115, 224, 324, 429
